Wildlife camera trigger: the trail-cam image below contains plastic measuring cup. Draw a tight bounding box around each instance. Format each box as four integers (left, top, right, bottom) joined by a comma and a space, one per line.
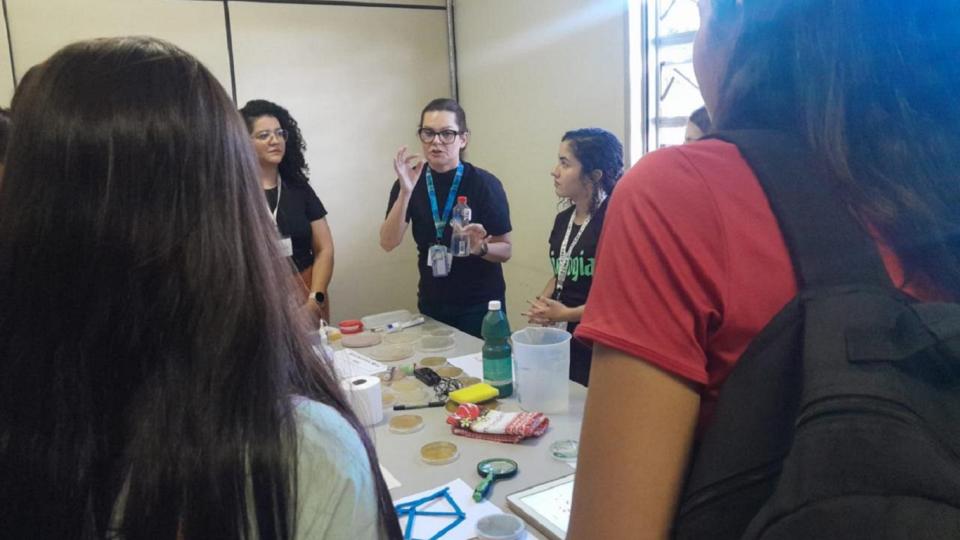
512, 327, 571, 413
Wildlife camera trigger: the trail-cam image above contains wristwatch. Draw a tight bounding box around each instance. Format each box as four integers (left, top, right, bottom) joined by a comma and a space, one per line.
478, 241, 489, 257
310, 291, 325, 305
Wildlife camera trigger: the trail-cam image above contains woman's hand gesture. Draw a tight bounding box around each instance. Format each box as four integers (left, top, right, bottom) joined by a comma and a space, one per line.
393, 146, 425, 194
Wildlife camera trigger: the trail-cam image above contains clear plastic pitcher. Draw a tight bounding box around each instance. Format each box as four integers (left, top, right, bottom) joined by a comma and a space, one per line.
512, 327, 571, 413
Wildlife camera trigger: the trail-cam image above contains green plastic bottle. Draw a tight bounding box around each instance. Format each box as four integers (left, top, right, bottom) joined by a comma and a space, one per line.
481, 300, 513, 398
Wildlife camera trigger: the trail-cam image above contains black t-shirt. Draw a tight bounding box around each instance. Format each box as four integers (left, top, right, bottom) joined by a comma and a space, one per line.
265, 179, 328, 272
548, 199, 608, 308
387, 162, 512, 306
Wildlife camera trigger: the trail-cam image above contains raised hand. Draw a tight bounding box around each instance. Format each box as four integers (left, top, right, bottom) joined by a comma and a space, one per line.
393, 146, 425, 194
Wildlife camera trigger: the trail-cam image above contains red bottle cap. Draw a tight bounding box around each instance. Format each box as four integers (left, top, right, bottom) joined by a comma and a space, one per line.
457, 196, 467, 204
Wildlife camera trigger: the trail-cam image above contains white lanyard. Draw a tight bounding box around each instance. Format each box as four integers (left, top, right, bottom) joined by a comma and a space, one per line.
267, 175, 283, 224
269, 176, 282, 223
555, 209, 591, 294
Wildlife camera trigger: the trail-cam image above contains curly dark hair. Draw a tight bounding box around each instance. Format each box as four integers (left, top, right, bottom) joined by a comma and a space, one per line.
239, 99, 310, 186
562, 128, 624, 213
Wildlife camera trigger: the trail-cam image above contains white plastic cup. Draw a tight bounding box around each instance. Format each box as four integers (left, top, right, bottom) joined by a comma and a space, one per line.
512, 327, 571, 413
476, 514, 526, 540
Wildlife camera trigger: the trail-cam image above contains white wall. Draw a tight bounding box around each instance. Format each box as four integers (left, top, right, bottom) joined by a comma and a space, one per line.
5, 0, 232, 88
454, 0, 628, 327
3, 0, 452, 324
230, 2, 450, 322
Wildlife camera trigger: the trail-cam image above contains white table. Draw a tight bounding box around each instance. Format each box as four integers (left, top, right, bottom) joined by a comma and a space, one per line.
365, 319, 586, 539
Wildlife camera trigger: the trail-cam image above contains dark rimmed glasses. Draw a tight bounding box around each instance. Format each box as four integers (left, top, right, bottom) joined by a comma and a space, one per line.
418, 128, 462, 144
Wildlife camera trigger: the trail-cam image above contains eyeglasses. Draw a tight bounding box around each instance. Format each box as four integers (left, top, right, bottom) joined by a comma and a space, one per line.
418, 128, 462, 144
252, 129, 288, 142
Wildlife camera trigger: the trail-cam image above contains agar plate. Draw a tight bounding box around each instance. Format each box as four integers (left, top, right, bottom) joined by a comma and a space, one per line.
383, 332, 420, 345
420, 441, 459, 465
419, 356, 447, 368
434, 366, 463, 379
390, 378, 421, 392
388, 414, 424, 434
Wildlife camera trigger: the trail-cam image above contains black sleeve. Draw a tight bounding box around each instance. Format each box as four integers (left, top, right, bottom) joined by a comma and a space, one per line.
304, 187, 328, 221
385, 180, 409, 222
479, 173, 512, 237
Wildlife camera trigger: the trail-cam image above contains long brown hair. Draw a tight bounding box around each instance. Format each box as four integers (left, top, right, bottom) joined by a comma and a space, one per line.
0, 37, 400, 539
710, 0, 960, 296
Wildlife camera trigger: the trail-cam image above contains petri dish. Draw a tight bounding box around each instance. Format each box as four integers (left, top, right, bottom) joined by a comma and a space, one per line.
460, 376, 482, 387
550, 439, 579, 462
418, 335, 455, 353
381, 391, 397, 409
434, 366, 464, 379
389, 378, 422, 392
341, 332, 381, 348
421, 321, 443, 333
419, 356, 447, 368
389, 414, 424, 434
420, 441, 459, 465
365, 344, 414, 362
383, 332, 420, 345
429, 327, 456, 338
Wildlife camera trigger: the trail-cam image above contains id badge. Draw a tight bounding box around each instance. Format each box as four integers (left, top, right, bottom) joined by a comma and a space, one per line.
428, 244, 451, 277
279, 236, 293, 258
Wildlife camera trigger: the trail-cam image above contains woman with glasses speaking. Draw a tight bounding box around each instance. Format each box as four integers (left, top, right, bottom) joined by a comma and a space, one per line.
380, 98, 512, 338
241, 100, 334, 324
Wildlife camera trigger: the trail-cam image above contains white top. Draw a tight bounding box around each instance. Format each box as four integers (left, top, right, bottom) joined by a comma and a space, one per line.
109, 398, 382, 539
292, 398, 381, 539
488, 300, 502, 311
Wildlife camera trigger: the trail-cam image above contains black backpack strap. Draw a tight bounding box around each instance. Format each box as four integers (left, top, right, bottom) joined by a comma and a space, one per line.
707, 130, 891, 289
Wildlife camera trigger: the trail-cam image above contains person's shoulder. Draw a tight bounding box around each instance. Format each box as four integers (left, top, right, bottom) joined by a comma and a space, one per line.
619, 139, 752, 201
291, 398, 380, 539
292, 398, 369, 468
554, 204, 575, 227
282, 176, 312, 190
464, 162, 502, 184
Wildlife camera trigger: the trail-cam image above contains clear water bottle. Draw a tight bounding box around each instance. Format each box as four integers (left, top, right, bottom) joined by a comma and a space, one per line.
450, 196, 472, 257
481, 300, 513, 398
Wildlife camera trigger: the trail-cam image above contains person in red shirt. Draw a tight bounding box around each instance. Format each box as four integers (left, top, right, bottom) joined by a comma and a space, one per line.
568, 1, 960, 538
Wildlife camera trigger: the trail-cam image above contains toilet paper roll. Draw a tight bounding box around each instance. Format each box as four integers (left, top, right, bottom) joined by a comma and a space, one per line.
340, 375, 384, 426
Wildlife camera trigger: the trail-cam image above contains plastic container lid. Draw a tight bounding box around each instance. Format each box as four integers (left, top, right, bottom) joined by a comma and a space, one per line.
338, 320, 364, 335
488, 300, 501, 311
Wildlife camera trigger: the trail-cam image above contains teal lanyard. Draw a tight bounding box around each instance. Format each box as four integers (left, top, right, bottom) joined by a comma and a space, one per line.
425, 163, 464, 243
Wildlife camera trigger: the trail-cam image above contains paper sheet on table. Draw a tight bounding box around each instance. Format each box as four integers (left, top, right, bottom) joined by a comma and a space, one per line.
331, 349, 387, 380
380, 465, 401, 490
447, 352, 483, 379
395, 478, 505, 540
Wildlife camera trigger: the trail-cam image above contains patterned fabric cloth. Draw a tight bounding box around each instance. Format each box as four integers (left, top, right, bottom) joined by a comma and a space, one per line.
447, 404, 549, 444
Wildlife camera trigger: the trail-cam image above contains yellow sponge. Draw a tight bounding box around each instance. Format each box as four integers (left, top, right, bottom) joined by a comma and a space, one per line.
448, 383, 500, 404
